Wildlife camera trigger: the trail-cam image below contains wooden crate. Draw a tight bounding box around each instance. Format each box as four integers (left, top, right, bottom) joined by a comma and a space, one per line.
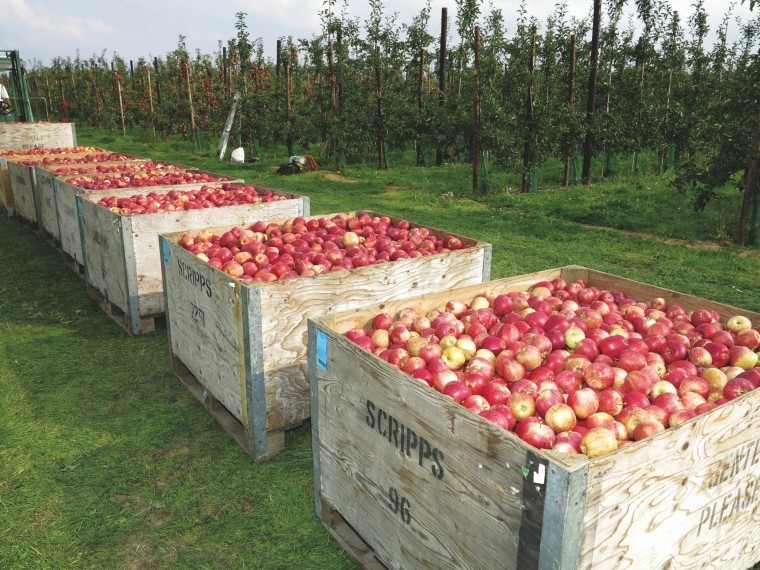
35, 159, 169, 243
160, 213, 492, 461
56, 171, 242, 270
0, 157, 13, 216
7, 161, 40, 225
308, 265, 760, 570
76, 184, 302, 336
0, 122, 77, 150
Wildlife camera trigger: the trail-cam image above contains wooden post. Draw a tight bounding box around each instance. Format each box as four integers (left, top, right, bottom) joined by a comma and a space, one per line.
472, 27, 481, 194
582, 0, 602, 185
114, 72, 126, 136
375, 46, 386, 170
417, 47, 425, 167
184, 59, 198, 149
328, 41, 338, 171
564, 34, 577, 187
145, 66, 156, 138
521, 26, 536, 193
285, 61, 293, 156
436, 7, 447, 166
153, 57, 161, 105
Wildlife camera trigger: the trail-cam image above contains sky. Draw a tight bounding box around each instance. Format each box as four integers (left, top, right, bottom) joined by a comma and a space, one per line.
1, 0, 757, 67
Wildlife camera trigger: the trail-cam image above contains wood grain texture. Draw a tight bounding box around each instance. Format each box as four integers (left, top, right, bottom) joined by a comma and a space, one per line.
162, 237, 247, 422
7, 162, 38, 223
0, 122, 76, 150
311, 265, 760, 570
258, 243, 489, 431
579, 389, 760, 570
313, 324, 578, 570
0, 160, 13, 215
34, 167, 61, 240
56, 179, 88, 264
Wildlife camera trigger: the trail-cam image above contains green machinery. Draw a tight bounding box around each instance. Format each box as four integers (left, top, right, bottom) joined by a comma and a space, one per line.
1, 50, 35, 122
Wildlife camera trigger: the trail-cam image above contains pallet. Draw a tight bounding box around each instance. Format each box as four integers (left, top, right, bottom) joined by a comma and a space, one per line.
60, 250, 85, 280
86, 282, 163, 336
171, 355, 286, 461
309, 265, 760, 570
319, 499, 387, 570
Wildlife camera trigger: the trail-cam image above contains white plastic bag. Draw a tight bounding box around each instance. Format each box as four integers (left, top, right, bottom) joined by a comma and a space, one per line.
230, 147, 245, 163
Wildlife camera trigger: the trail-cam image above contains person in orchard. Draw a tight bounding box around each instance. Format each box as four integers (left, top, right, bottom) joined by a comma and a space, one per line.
0, 80, 12, 118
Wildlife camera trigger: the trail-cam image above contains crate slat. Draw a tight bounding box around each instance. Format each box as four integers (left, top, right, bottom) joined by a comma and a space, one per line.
0, 122, 77, 150
7, 161, 39, 225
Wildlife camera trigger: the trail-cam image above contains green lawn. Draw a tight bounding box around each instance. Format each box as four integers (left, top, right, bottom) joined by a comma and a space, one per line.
1, 127, 758, 569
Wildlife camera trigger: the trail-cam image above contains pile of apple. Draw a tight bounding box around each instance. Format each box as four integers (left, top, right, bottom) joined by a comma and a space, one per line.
177, 212, 468, 282
0, 146, 101, 157
17, 153, 133, 166
67, 170, 228, 190
50, 161, 178, 176
96, 184, 288, 215
344, 278, 760, 458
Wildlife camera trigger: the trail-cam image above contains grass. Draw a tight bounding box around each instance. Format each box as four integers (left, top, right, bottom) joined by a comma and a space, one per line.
1, 126, 758, 569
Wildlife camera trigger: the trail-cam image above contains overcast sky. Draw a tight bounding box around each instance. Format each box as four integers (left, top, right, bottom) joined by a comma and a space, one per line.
2, 0, 757, 67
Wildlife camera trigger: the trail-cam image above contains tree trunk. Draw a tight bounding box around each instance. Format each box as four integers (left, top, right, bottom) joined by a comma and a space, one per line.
436, 7, 447, 167
582, 0, 602, 184
472, 27, 481, 194
739, 109, 760, 246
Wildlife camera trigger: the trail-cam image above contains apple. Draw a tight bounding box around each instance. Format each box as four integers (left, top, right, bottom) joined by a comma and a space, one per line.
728, 345, 759, 370
506, 393, 537, 421
616, 406, 652, 439
596, 388, 624, 416
481, 381, 512, 407
735, 328, 760, 351
545, 403, 577, 433
677, 376, 710, 399
462, 395, 491, 415
668, 408, 697, 428
722, 377, 755, 400
479, 407, 516, 431
632, 420, 665, 441
515, 344, 542, 372
567, 388, 599, 420
580, 427, 619, 458
564, 325, 586, 349
441, 346, 467, 370
518, 420, 556, 450
585, 411, 616, 430
725, 315, 753, 335
442, 380, 473, 403
535, 389, 565, 417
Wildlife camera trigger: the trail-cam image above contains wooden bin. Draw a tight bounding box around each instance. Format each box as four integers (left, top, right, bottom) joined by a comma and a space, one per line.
0, 122, 77, 150
35, 157, 149, 243
1, 145, 109, 221
7, 160, 40, 225
160, 213, 492, 461
308, 265, 760, 570
56, 170, 242, 271
0, 156, 15, 215
76, 184, 305, 336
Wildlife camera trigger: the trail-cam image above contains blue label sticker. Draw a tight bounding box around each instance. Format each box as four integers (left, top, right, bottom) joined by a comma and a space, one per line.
162, 240, 169, 266
317, 330, 328, 372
